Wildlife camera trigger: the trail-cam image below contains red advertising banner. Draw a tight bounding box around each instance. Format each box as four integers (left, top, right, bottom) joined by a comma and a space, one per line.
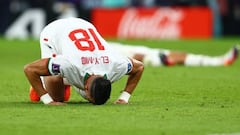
92, 7, 212, 39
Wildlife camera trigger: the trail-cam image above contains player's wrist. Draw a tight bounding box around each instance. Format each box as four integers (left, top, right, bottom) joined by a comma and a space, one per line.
118, 91, 131, 103
40, 93, 54, 104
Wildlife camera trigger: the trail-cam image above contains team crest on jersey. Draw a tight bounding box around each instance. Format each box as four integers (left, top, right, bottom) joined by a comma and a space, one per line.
51, 63, 60, 74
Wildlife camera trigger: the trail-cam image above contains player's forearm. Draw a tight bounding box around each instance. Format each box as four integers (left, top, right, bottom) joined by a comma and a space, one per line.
24, 65, 48, 96
117, 60, 144, 103
124, 68, 144, 94
124, 59, 144, 94
24, 63, 55, 104
23, 59, 51, 96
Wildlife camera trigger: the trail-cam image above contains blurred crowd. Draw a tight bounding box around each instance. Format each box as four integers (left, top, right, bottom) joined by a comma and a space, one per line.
0, 0, 240, 38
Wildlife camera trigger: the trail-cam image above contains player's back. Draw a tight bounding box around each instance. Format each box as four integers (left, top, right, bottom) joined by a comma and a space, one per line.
41, 18, 130, 82
41, 18, 98, 54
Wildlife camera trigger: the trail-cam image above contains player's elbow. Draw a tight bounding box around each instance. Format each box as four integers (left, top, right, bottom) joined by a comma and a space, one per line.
131, 59, 144, 74
23, 64, 34, 76
137, 61, 144, 74
140, 62, 144, 72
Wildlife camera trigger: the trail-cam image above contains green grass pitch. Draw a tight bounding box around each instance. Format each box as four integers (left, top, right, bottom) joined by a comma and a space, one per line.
0, 38, 240, 135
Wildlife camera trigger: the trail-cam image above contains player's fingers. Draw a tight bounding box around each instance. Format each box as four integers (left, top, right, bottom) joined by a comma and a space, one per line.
48, 101, 66, 105
114, 99, 128, 104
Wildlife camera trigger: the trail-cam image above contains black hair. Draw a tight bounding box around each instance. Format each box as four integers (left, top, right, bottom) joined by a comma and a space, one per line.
90, 77, 111, 105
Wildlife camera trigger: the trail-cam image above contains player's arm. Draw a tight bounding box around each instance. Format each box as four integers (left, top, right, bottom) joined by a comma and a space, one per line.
24, 58, 63, 105
132, 53, 145, 62
115, 58, 144, 104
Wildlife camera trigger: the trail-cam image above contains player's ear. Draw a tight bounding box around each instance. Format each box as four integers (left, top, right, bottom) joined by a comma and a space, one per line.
84, 86, 95, 104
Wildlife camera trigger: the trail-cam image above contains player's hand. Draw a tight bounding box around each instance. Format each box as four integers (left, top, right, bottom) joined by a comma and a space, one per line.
48, 101, 65, 105
114, 99, 128, 104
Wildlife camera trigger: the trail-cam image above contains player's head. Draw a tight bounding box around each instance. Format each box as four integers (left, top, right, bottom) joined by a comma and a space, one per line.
89, 77, 111, 105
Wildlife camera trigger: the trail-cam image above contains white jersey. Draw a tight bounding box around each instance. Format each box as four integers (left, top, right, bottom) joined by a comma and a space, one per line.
108, 42, 170, 66
40, 18, 132, 90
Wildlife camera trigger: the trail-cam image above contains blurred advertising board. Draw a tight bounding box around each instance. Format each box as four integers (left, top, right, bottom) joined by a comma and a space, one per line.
92, 7, 213, 39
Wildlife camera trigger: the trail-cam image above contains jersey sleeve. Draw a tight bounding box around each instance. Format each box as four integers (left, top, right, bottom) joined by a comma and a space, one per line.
109, 57, 133, 83
48, 55, 73, 76
126, 57, 133, 74
47, 55, 85, 89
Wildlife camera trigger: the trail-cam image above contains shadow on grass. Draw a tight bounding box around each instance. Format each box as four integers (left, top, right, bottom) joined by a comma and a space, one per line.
0, 100, 123, 108
0, 100, 94, 108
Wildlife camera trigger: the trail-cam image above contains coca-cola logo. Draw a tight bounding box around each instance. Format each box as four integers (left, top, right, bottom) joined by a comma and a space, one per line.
117, 8, 184, 39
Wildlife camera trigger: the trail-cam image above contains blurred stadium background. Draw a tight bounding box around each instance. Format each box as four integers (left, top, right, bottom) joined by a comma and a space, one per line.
0, 0, 240, 40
